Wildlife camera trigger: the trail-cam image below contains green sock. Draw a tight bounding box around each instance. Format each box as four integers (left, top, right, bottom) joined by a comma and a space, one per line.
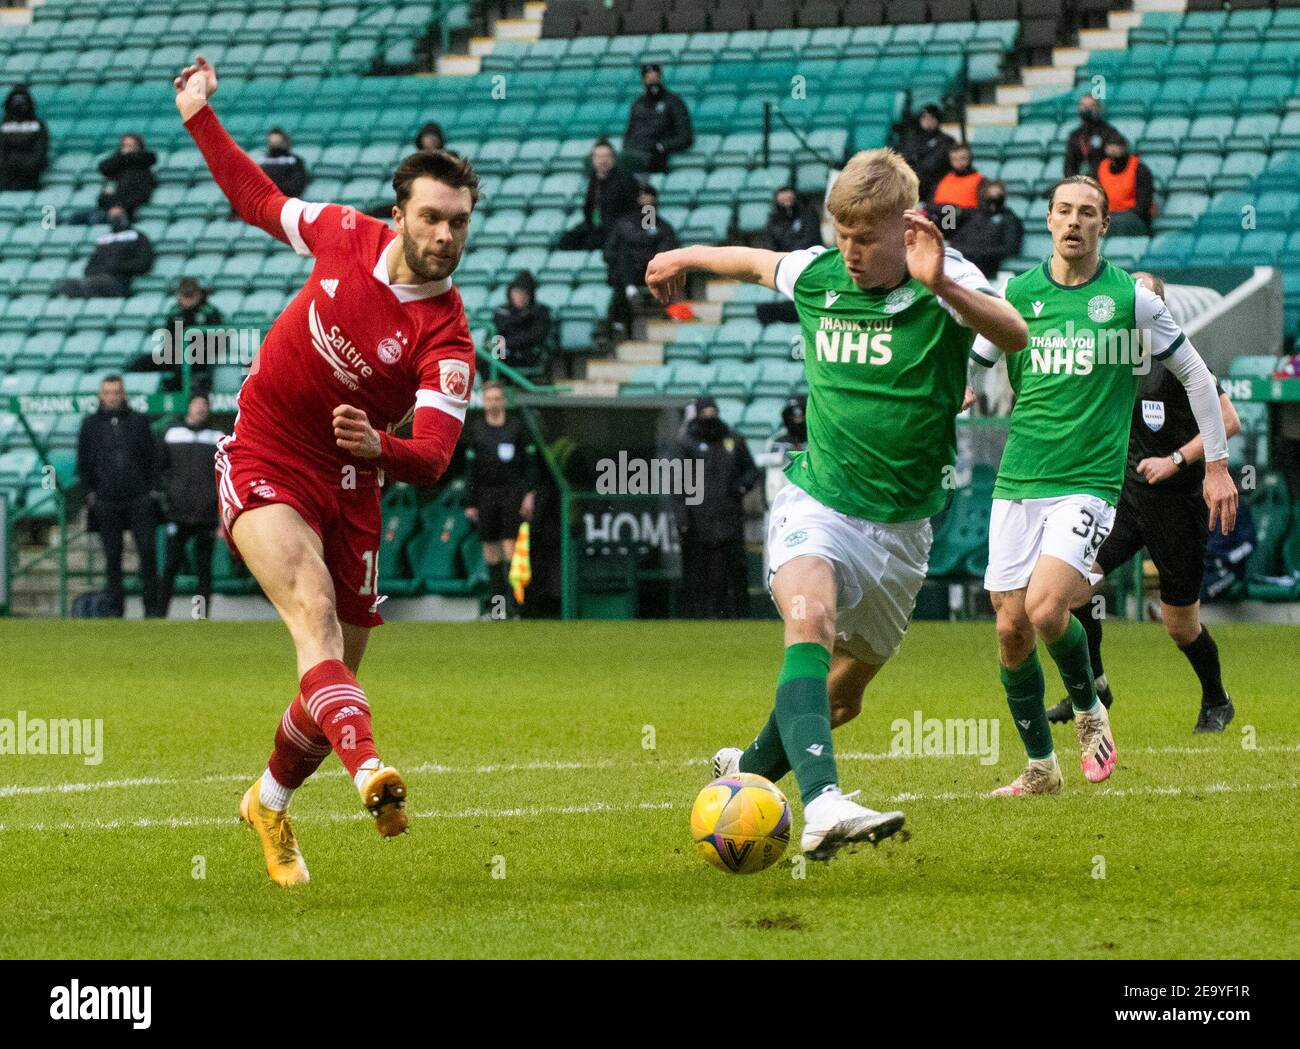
739, 711, 792, 782
1001, 649, 1054, 761
1047, 616, 1099, 714
773, 642, 836, 806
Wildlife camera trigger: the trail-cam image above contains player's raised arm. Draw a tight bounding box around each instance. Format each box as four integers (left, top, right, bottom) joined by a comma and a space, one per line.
173, 55, 311, 249
646, 245, 785, 303
904, 209, 1027, 352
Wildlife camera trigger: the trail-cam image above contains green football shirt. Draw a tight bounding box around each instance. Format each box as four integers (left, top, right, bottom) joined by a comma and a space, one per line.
775, 245, 993, 523
971, 258, 1187, 505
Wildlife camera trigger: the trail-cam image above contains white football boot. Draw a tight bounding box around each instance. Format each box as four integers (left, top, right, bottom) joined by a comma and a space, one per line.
711, 747, 743, 779
801, 787, 905, 861
1076, 703, 1118, 783
991, 753, 1063, 796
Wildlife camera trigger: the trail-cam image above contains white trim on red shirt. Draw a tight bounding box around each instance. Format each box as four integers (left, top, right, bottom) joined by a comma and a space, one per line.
373, 235, 453, 302
415, 387, 468, 422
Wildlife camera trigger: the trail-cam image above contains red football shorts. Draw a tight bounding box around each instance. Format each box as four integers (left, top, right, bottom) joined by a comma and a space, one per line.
214, 436, 385, 628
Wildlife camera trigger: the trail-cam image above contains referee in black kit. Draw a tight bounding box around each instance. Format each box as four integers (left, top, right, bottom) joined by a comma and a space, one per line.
1048, 273, 1243, 733
463, 380, 538, 617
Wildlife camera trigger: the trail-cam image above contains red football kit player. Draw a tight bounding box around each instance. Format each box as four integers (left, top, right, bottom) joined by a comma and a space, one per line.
175, 56, 477, 885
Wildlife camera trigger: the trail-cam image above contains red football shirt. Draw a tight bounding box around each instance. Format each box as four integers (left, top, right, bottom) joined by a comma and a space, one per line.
185, 105, 474, 488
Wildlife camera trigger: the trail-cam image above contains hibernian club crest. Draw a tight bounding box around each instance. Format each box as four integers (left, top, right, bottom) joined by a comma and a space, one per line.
1087, 294, 1116, 323
884, 286, 917, 314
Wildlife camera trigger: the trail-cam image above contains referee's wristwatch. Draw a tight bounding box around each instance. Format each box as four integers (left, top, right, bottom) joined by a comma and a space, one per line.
1170, 450, 1186, 470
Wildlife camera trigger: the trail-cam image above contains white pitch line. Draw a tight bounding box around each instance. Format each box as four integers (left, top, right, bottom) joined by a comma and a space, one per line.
0, 783, 1295, 835
2, 745, 1297, 800
0, 799, 677, 833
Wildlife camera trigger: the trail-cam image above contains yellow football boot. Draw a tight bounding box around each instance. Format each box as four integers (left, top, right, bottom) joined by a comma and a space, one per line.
239, 782, 310, 886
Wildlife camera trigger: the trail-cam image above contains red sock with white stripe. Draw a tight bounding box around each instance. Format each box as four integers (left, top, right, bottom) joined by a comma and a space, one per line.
300, 659, 382, 795
260, 693, 332, 811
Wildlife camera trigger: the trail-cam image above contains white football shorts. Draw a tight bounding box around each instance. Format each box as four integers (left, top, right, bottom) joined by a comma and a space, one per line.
983, 493, 1116, 592
765, 483, 931, 665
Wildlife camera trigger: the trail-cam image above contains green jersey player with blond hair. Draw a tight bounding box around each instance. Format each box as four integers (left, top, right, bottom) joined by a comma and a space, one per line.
646, 149, 1028, 860
970, 175, 1237, 797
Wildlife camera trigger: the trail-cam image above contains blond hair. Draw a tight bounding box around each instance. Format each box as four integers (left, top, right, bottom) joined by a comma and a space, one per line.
826, 148, 919, 226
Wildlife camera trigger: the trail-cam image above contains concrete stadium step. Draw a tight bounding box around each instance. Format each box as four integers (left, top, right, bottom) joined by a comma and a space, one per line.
995, 84, 1059, 107
494, 18, 542, 42
614, 340, 664, 364
1019, 66, 1077, 90
1078, 28, 1131, 51
1052, 48, 1091, 70
437, 53, 481, 75
565, 378, 622, 398
585, 359, 646, 384
704, 280, 740, 303
983, 2, 1156, 127
445, 1, 542, 73
966, 104, 1021, 128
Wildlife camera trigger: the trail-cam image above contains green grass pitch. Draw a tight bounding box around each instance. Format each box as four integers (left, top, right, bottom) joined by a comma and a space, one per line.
1, 619, 1296, 959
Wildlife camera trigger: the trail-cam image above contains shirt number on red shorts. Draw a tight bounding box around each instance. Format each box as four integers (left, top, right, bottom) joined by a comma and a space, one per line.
1070, 507, 1110, 558
359, 550, 379, 596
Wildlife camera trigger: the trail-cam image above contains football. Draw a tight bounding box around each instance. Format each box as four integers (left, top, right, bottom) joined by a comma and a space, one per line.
691, 773, 791, 874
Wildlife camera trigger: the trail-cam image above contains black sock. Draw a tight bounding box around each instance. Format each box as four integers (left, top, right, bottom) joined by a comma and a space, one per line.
1180, 626, 1227, 707
487, 562, 507, 614
1071, 603, 1104, 682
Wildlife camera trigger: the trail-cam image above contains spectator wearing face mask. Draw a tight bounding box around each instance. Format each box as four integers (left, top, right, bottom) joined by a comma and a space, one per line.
929, 143, 984, 220
69, 132, 158, 224
900, 103, 955, 203
0, 84, 49, 190
622, 63, 694, 175
1064, 95, 1118, 178
158, 394, 225, 617
1097, 132, 1155, 236
58, 206, 154, 297
947, 179, 1024, 279
763, 186, 822, 253
603, 182, 678, 338
491, 271, 553, 375
756, 395, 808, 506
674, 396, 760, 619
258, 127, 308, 198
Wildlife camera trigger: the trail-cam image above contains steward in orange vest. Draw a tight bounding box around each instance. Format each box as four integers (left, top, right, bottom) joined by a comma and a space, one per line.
931, 144, 984, 212
1098, 134, 1155, 232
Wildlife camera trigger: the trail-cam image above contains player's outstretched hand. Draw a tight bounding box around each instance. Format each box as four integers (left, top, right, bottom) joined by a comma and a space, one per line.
1203, 460, 1238, 535
903, 208, 945, 291
645, 249, 691, 304
174, 54, 217, 121
333, 405, 381, 460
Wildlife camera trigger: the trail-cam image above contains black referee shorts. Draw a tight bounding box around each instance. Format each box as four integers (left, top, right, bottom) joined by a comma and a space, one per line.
1095, 481, 1208, 607
473, 486, 523, 543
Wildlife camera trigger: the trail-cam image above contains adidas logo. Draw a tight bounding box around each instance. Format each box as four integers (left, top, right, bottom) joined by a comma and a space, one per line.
806, 743, 824, 757
321, 278, 339, 299
824, 290, 840, 307
330, 705, 363, 723
1031, 300, 1045, 317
